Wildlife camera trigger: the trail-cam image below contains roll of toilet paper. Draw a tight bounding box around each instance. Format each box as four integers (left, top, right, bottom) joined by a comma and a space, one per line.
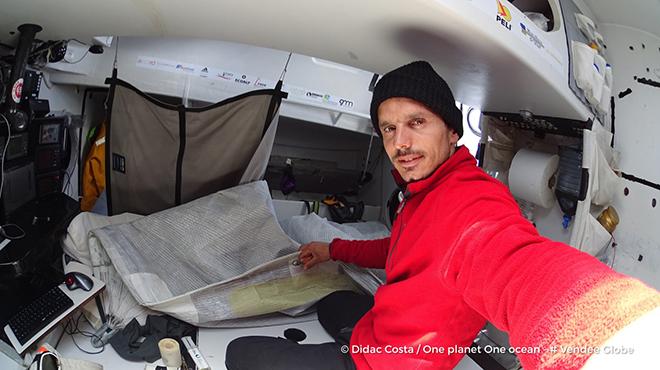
158, 338, 182, 367
508, 149, 559, 208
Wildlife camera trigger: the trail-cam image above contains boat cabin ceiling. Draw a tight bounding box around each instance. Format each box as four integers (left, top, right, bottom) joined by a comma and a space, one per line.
1, 1, 656, 120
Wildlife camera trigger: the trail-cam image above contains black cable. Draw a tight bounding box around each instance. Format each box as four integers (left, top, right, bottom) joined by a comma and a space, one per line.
610, 96, 615, 147
79, 91, 89, 200
66, 50, 89, 64
0, 223, 26, 239
64, 313, 105, 355
27, 40, 59, 58
62, 172, 70, 194
69, 331, 104, 354
1, 113, 12, 200
29, 39, 90, 65
62, 169, 74, 195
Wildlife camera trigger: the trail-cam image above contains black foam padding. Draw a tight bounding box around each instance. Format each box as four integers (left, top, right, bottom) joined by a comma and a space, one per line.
284, 328, 307, 342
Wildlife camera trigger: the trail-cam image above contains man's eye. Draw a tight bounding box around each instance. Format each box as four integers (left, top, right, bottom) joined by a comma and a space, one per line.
383, 126, 394, 133
411, 119, 424, 126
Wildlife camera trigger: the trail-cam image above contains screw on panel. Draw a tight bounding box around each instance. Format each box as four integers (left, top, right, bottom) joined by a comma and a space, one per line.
629, 45, 634, 51
653, 198, 657, 208
638, 255, 644, 262
624, 187, 629, 196
642, 43, 646, 49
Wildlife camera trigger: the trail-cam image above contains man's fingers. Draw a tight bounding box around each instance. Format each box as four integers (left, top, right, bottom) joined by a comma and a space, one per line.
303, 255, 319, 270
296, 242, 327, 270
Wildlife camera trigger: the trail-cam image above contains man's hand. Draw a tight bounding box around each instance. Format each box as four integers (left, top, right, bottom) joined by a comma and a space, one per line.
298, 242, 330, 270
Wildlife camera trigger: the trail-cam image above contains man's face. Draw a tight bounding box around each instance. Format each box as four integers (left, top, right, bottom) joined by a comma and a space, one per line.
378, 97, 459, 182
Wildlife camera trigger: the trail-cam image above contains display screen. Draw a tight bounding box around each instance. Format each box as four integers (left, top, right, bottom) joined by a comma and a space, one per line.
39, 123, 61, 144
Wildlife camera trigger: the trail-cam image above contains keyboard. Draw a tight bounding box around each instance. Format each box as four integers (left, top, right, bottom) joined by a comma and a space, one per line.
7, 286, 74, 344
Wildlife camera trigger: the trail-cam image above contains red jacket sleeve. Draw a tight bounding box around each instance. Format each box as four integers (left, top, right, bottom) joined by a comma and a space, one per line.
441, 195, 660, 369
329, 237, 390, 269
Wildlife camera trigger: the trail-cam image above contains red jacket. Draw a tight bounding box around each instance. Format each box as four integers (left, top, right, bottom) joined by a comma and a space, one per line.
330, 146, 659, 369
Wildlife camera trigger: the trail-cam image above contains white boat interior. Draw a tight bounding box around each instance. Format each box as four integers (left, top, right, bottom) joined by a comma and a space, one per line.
0, 0, 658, 369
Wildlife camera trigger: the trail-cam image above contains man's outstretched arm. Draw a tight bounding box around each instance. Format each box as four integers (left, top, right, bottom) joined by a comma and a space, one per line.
441, 196, 660, 369
299, 237, 390, 270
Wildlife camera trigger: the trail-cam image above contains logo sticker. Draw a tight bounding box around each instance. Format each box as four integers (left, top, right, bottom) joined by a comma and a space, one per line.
137, 57, 157, 66
234, 74, 251, 85
496, 0, 512, 30
11, 78, 23, 103
306, 91, 324, 99
175, 64, 195, 73
218, 71, 234, 80
253, 79, 269, 88
339, 99, 354, 108
520, 23, 544, 49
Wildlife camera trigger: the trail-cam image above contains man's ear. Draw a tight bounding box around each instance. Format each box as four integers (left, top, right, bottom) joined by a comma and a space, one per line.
450, 130, 459, 146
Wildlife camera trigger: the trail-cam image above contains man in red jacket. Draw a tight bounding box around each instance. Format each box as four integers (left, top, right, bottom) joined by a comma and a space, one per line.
226, 61, 659, 370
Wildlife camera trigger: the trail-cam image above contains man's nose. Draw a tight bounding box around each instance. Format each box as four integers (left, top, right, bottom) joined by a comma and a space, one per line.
394, 127, 411, 150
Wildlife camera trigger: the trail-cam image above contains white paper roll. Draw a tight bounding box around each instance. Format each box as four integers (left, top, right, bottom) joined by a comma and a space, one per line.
508, 149, 559, 208
158, 338, 182, 367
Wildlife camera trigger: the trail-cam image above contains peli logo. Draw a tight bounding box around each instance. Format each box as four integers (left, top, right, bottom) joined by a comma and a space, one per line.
496, 0, 512, 30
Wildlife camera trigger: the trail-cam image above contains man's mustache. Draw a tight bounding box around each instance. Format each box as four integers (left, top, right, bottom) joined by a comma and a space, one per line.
394, 149, 424, 160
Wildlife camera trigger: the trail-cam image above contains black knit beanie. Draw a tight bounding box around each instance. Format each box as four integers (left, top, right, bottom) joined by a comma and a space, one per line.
370, 61, 463, 138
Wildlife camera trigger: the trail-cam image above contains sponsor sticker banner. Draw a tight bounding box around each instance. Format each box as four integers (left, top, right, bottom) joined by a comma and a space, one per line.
136, 57, 355, 108
136, 56, 276, 89
284, 84, 356, 111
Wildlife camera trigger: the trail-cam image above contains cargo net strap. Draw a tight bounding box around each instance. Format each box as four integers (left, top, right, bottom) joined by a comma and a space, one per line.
104, 77, 285, 215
